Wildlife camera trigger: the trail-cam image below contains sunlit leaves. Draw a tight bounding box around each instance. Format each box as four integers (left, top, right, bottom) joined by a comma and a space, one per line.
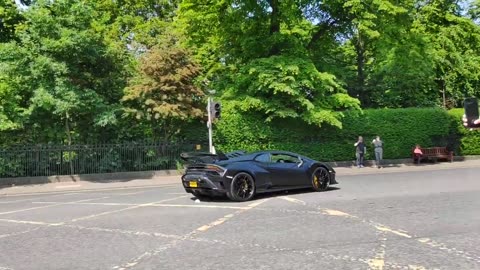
122, 42, 205, 138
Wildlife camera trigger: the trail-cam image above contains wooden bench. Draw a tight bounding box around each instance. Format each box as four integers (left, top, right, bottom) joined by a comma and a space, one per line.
412, 147, 453, 163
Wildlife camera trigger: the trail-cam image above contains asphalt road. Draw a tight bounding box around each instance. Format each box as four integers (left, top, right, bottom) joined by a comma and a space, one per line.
0, 167, 479, 270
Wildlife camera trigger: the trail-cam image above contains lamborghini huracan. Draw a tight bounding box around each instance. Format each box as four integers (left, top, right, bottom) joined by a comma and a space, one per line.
180, 150, 337, 202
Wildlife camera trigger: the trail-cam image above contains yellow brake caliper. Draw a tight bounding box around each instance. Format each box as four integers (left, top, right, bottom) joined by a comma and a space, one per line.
314, 175, 319, 187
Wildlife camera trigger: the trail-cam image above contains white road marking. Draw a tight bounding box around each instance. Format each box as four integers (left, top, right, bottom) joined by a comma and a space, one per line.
320, 207, 480, 265
0, 193, 79, 204
31, 201, 249, 210
279, 196, 306, 205
416, 238, 480, 263
152, 204, 248, 210
408, 265, 428, 270
0, 197, 109, 215
0, 218, 63, 226
69, 195, 189, 223
115, 192, 145, 195
61, 225, 184, 240
32, 202, 138, 206
368, 232, 387, 270
0, 184, 176, 197
0, 266, 14, 270
112, 199, 270, 270
195, 199, 269, 232
0, 227, 41, 239
374, 225, 412, 238
322, 209, 356, 217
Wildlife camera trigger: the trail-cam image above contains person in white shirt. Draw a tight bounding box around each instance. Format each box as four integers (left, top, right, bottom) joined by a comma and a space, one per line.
372, 136, 383, 168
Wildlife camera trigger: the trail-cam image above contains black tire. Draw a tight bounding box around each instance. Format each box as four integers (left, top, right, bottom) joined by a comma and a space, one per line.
227, 172, 256, 202
311, 167, 330, 192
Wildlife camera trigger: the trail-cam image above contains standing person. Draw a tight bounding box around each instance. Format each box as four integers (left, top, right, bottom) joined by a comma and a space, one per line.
372, 136, 383, 169
354, 136, 366, 168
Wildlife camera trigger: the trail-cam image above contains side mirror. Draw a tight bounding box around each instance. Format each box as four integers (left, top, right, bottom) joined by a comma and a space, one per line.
297, 157, 303, 168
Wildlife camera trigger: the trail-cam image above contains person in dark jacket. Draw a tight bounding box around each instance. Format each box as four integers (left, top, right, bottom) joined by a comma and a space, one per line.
354, 136, 366, 168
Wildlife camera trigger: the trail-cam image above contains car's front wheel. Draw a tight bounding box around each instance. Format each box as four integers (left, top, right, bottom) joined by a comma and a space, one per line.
311, 167, 330, 192
227, 172, 256, 202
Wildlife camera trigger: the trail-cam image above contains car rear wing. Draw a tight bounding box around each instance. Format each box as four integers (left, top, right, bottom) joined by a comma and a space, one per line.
180, 150, 246, 164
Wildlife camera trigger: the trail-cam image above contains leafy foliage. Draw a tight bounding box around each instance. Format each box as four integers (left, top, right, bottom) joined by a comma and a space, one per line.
215, 106, 459, 161
0, 0, 130, 144
122, 42, 205, 140
0, 0, 24, 42
222, 55, 360, 127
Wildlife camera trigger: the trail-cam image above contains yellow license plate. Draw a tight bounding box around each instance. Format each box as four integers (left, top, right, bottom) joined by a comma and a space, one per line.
189, 181, 198, 188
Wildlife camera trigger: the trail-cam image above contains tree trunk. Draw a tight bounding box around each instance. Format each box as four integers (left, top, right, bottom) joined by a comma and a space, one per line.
268, 0, 281, 56
354, 33, 367, 106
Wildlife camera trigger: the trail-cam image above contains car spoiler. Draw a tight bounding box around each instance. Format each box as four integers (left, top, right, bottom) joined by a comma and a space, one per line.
180, 150, 246, 164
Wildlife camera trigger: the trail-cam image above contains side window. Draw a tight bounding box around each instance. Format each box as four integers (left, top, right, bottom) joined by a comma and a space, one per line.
272, 154, 300, 163
254, 153, 271, 163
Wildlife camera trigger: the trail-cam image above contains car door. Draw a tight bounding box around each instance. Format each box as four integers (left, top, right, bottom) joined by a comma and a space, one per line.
267, 153, 307, 188
252, 153, 276, 190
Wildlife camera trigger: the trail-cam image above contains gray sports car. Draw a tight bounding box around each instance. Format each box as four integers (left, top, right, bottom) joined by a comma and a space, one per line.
180, 150, 337, 202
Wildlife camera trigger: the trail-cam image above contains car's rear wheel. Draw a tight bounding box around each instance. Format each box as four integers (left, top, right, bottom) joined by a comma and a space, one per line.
312, 167, 330, 191
227, 172, 256, 202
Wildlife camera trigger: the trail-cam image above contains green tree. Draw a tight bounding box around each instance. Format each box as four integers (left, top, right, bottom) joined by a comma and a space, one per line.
177, 0, 361, 128
0, 0, 24, 42
413, 0, 480, 107
0, 0, 130, 144
122, 41, 205, 140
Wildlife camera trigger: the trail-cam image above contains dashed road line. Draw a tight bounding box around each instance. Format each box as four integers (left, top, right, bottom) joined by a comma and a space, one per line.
279, 196, 306, 205
322, 208, 357, 217
374, 224, 412, 239
368, 231, 387, 270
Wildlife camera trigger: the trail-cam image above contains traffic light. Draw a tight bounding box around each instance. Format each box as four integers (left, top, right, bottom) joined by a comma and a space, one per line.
210, 101, 221, 120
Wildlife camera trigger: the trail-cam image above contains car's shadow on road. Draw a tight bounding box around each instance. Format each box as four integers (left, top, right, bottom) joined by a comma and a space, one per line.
189, 187, 340, 203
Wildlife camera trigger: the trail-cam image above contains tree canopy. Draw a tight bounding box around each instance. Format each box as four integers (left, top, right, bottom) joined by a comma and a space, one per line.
1, 0, 480, 144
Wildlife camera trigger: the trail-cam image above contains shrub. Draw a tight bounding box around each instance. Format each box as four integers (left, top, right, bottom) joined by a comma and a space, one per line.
214, 105, 458, 161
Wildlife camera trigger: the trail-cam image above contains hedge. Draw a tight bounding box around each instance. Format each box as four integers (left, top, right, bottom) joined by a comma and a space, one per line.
212, 105, 480, 161
448, 108, 480, 155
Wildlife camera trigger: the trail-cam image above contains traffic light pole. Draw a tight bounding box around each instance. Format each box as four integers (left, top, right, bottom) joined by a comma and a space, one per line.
207, 97, 214, 154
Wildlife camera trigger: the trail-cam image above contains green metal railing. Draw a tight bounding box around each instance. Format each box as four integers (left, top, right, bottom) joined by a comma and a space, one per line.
0, 142, 207, 178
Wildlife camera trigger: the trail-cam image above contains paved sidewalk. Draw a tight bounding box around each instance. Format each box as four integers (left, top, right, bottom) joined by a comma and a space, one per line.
1, 159, 479, 196
334, 158, 480, 175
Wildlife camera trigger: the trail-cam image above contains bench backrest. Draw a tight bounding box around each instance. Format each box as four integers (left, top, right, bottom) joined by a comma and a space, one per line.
421, 147, 449, 155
